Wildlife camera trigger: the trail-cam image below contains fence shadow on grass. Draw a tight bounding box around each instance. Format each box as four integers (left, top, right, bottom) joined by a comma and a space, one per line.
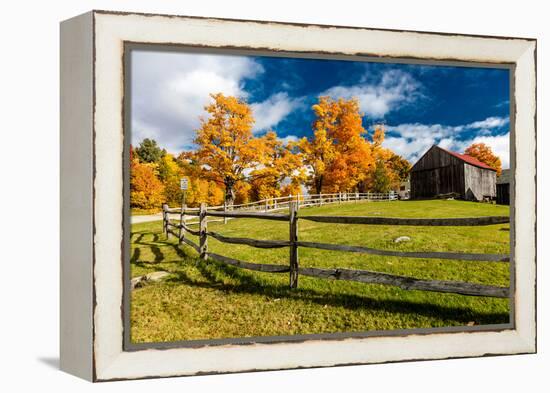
130, 247, 141, 264
130, 231, 508, 326
164, 254, 509, 326
131, 231, 165, 264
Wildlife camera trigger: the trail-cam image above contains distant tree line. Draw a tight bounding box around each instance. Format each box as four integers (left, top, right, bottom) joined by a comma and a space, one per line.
130, 92, 501, 210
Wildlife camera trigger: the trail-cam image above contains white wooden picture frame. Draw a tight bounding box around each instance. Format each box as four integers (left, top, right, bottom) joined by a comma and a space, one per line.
60, 10, 536, 381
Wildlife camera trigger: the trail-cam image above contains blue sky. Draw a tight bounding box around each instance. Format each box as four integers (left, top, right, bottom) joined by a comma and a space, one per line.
131, 49, 510, 168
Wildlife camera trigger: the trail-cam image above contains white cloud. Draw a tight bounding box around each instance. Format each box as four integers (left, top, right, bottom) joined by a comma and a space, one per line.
279, 135, 299, 145
388, 123, 462, 141
383, 136, 435, 164
383, 116, 510, 168
322, 69, 422, 118
466, 116, 509, 129
251, 93, 304, 132
494, 99, 510, 108
131, 50, 263, 152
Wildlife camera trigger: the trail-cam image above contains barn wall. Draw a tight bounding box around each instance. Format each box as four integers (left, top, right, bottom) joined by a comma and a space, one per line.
412, 146, 464, 171
463, 164, 497, 200
410, 164, 464, 198
410, 147, 465, 199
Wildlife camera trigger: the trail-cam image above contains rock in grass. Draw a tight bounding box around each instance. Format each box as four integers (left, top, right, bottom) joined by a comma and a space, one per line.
394, 236, 411, 243
131, 271, 171, 289
146, 271, 171, 281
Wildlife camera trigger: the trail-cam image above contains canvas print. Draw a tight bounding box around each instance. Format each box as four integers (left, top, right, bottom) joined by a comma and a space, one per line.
127, 47, 511, 345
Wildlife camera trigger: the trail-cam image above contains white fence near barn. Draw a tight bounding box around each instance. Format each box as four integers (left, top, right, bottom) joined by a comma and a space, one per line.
165, 191, 397, 221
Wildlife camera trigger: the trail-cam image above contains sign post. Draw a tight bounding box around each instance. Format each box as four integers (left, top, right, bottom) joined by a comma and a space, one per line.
179, 177, 189, 243
180, 177, 189, 206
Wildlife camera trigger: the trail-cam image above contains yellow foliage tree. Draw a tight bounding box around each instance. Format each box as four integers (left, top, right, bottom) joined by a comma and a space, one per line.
361, 125, 410, 191
280, 178, 304, 198
130, 158, 164, 210
297, 127, 335, 194
207, 181, 225, 206
299, 96, 374, 193
249, 131, 304, 200
194, 93, 270, 206
158, 153, 184, 206
234, 181, 252, 205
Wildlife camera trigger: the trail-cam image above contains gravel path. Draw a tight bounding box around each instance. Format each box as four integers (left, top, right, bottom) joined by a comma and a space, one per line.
131, 213, 163, 224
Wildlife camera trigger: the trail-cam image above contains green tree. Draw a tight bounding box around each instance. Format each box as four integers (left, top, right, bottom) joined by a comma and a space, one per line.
158, 154, 184, 206
387, 153, 411, 182
135, 138, 165, 163
372, 160, 391, 193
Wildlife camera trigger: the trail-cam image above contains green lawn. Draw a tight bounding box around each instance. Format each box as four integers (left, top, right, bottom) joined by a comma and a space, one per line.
130, 199, 510, 344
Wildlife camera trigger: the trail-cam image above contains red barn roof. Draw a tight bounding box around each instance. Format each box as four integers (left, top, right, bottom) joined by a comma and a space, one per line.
438, 146, 497, 171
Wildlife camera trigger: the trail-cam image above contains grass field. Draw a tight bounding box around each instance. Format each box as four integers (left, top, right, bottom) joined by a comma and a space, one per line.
130, 199, 510, 344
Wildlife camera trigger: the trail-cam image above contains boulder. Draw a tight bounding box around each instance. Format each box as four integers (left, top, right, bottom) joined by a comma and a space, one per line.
131, 271, 171, 289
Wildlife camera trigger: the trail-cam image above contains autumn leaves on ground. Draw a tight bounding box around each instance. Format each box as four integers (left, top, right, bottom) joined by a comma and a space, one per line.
130, 93, 507, 343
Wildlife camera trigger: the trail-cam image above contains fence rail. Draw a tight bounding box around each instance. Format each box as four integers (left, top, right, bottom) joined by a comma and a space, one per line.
165, 191, 398, 214
162, 199, 510, 299
299, 215, 510, 226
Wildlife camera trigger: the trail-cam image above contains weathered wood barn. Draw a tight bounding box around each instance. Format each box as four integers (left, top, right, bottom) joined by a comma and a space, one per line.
496, 169, 510, 205
410, 145, 497, 201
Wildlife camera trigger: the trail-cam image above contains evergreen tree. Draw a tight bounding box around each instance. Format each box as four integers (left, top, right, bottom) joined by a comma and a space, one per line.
135, 138, 165, 163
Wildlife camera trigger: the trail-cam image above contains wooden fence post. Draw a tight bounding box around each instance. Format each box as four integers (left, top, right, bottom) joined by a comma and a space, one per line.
199, 203, 208, 260
223, 202, 228, 224
162, 203, 169, 238
178, 203, 185, 244
289, 201, 299, 288
162, 204, 165, 235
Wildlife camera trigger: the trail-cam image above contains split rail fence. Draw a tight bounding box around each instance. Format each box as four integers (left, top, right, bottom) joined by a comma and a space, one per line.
162, 196, 510, 299
166, 192, 397, 226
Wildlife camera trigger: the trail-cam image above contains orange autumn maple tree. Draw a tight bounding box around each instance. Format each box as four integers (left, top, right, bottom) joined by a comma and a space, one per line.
298, 96, 373, 194
194, 93, 272, 206
298, 97, 409, 194
130, 155, 165, 209
130, 93, 414, 210
464, 142, 502, 176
